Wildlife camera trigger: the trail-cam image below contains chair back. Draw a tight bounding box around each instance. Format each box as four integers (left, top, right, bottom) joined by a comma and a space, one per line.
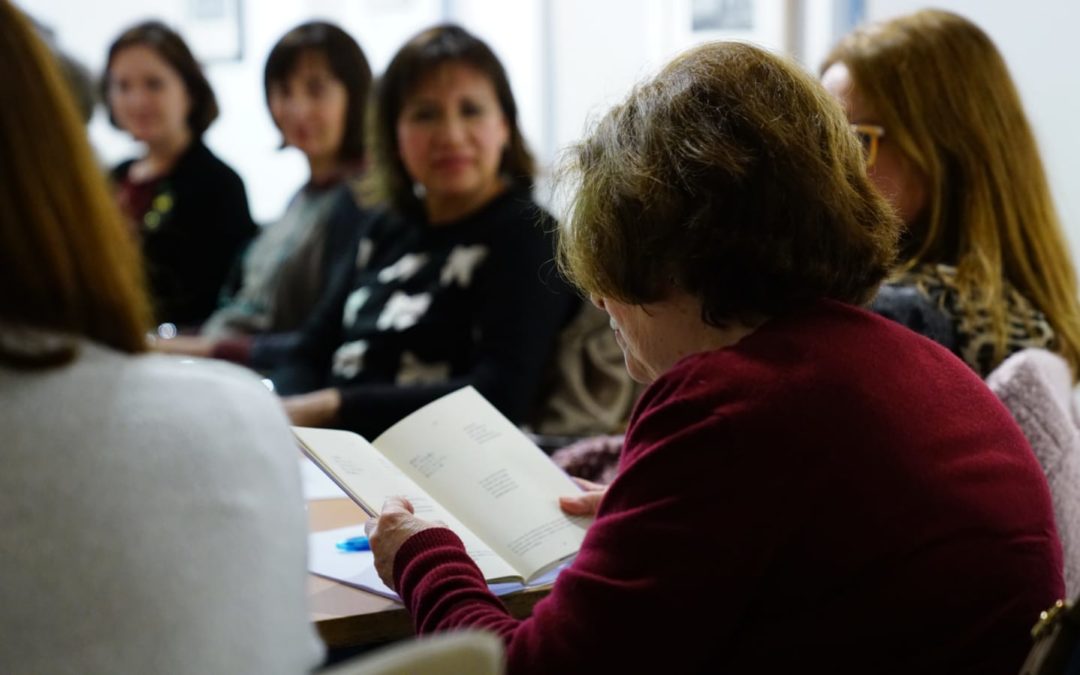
987, 348, 1080, 596
322, 631, 504, 675
531, 302, 641, 437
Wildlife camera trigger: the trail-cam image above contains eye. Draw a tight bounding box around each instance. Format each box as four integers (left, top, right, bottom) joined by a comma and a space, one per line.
850, 124, 884, 166
461, 101, 484, 117
406, 105, 438, 123
146, 77, 165, 92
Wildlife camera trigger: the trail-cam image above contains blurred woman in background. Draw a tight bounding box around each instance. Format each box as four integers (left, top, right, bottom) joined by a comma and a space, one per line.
105, 21, 256, 327
162, 21, 374, 370
0, 3, 321, 672
273, 24, 578, 438
822, 9, 1080, 378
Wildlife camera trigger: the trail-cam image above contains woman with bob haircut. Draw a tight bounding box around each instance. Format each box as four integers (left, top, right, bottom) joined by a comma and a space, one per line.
105, 20, 256, 327
364, 41, 1063, 674
162, 21, 374, 370
272, 24, 577, 437
0, 3, 322, 671
822, 9, 1080, 378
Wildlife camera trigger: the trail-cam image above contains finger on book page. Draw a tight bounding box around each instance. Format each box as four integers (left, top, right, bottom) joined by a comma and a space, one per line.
381, 495, 415, 515
571, 477, 608, 492
559, 490, 604, 517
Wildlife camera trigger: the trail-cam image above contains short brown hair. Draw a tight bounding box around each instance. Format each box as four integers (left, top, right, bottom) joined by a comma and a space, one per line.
0, 0, 151, 367
365, 24, 535, 215
264, 21, 373, 162
823, 9, 1080, 376
558, 41, 900, 325
103, 21, 219, 136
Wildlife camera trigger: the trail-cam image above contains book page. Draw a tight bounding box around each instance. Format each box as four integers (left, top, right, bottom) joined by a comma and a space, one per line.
372, 387, 590, 582
293, 427, 517, 581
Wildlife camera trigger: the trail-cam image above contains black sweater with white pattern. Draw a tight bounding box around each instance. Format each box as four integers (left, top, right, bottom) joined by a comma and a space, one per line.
273, 186, 579, 438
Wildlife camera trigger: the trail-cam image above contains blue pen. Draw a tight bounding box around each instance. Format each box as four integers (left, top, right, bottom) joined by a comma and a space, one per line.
335, 535, 371, 552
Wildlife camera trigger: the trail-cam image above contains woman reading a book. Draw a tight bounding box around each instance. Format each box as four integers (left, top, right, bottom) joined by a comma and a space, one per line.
556, 9, 1080, 486
0, 4, 322, 671
365, 41, 1064, 673
271, 24, 578, 438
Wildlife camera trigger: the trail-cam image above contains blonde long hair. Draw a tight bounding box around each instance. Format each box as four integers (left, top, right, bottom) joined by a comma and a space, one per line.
0, 0, 151, 367
823, 9, 1080, 377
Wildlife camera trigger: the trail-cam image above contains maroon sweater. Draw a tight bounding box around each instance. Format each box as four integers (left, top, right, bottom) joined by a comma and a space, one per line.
394, 300, 1063, 674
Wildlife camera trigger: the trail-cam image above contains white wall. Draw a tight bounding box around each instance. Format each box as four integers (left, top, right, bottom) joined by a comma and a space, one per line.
25, 0, 457, 222
866, 0, 1080, 264
24, 0, 867, 225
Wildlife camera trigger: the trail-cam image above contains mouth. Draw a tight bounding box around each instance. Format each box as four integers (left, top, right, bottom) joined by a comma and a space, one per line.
432, 156, 472, 170
286, 130, 314, 145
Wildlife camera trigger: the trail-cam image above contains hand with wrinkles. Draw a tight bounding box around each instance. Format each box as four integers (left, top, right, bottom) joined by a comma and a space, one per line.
365, 496, 442, 590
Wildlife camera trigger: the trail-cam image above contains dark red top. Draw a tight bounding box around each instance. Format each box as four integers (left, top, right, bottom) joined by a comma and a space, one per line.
115, 173, 161, 233
394, 300, 1063, 674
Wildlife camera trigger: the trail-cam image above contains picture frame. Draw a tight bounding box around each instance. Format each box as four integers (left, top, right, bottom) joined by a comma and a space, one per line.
177, 0, 244, 64
671, 0, 795, 54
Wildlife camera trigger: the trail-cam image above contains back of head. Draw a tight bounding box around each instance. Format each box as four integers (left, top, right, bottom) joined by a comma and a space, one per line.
264, 21, 373, 162
0, 0, 151, 367
366, 24, 535, 215
103, 20, 219, 136
558, 40, 900, 324
823, 9, 1080, 375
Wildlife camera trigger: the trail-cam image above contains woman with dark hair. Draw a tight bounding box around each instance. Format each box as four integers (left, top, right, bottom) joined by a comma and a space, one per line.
162, 21, 374, 369
0, 3, 321, 670
364, 41, 1063, 673
272, 24, 577, 438
105, 21, 256, 326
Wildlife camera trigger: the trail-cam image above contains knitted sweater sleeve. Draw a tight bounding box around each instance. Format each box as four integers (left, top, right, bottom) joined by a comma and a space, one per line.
392, 373, 804, 673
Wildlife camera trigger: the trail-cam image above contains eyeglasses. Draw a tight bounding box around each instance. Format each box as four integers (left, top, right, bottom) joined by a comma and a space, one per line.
851, 124, 885, 167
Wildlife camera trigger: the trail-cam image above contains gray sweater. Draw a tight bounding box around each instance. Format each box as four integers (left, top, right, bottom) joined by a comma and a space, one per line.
0, 339, 323, 673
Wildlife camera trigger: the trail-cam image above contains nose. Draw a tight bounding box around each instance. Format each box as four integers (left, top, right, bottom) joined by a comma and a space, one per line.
127, 85, 149, 108
436, 113, 466, 145
285, 96, 306, 118
275, 92, 311, 122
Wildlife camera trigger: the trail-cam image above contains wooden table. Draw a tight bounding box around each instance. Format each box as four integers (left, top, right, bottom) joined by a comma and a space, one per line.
308, 498, 551, 650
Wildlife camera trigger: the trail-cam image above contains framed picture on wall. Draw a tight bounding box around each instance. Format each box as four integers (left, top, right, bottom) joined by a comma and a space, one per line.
671, 0, 795, 54
177, 0, 244, 63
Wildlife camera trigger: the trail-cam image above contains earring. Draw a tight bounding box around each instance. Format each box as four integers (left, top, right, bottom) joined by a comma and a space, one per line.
412, 182, 427, 200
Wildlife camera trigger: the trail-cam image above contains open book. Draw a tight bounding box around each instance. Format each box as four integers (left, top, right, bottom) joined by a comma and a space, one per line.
295, 386, 590, 585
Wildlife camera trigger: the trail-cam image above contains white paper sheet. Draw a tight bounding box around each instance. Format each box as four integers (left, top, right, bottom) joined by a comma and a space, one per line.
308, 525, 564, 602
299, 457, 348, 501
